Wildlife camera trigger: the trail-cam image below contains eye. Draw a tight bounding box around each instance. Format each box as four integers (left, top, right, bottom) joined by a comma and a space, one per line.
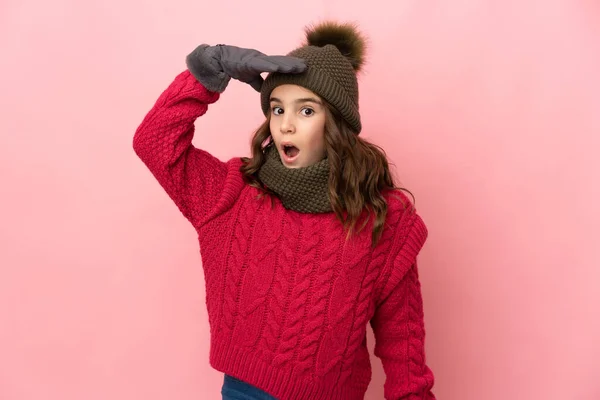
301, 108, 315, 116
271, 106, 283, 115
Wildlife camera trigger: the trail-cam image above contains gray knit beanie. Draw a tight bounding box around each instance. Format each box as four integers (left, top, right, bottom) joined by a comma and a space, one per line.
260, 21, 367, 134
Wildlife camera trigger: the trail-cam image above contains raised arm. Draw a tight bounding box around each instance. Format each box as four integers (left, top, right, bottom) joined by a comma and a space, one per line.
133, 69, 227, 227
133, 44, 307, 227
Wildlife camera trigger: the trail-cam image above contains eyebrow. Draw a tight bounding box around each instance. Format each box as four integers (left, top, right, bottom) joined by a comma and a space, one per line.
269, 97, 323, 105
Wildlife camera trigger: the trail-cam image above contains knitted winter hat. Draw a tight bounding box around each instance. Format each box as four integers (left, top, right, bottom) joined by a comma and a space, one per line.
260, 21, 367, 134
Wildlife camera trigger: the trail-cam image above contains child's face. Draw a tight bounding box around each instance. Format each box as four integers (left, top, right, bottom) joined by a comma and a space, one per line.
269, 84, 326, 169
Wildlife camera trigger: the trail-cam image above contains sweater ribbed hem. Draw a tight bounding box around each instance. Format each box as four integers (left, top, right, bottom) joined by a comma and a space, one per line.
209, 338, 367, 400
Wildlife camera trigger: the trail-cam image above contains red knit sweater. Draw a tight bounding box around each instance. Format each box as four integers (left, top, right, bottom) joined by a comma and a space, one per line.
133, 70, 435, 400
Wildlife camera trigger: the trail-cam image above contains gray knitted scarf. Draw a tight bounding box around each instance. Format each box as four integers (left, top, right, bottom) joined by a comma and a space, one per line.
257, 144, 332, 213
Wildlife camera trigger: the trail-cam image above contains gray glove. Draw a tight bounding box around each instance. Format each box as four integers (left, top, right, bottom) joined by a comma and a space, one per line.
186, 44, 307, 93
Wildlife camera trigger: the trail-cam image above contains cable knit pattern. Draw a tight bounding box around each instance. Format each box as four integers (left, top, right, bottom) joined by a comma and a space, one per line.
259, 215, 299, 354
338, 210, 404, 385
294, 216, 342, 375
234, 202, 283, 348
316, 238, 371, 379
272, 217, 316, 367
133, 70, 435, 400
220, 188, 258, 337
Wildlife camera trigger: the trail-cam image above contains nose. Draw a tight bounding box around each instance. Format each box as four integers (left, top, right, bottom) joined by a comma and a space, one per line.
279, 114, 295, 134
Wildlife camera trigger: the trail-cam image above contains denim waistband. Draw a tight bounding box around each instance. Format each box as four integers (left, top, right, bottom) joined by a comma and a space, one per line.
221, 374, 278, 400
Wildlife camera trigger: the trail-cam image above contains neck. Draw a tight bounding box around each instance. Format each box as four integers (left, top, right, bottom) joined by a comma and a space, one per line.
257, 144, 332, 213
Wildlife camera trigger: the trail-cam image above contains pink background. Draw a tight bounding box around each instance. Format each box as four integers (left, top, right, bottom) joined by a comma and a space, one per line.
1, 0, 599, 399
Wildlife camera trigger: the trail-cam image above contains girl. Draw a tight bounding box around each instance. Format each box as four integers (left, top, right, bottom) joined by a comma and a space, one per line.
134, 21, 435, 400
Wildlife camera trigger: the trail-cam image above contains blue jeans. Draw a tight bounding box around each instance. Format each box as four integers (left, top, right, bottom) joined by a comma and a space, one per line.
221, 374, 278, 400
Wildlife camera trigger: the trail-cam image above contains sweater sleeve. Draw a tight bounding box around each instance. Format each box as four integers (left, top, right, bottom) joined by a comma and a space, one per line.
133, 70, 231, 227
370, 216, 436, 400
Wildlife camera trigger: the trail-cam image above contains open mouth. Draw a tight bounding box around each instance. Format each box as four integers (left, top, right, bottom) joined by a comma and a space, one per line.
281, 144, 300, 162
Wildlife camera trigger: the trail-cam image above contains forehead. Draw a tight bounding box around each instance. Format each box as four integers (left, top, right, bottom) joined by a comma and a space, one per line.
270, 84, 320, 100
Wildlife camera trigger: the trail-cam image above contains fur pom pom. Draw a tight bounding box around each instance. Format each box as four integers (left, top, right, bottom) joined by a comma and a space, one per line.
304, 21, 367, 72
